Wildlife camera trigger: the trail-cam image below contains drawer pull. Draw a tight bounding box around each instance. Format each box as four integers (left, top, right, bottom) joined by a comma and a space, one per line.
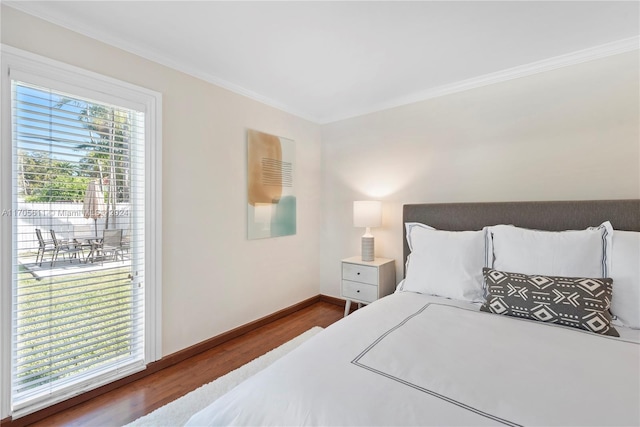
357, 272, 361, 275
357, 290, 360, 293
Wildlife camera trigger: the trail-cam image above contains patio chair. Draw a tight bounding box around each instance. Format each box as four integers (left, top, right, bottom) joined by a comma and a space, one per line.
121, 231, 130, 258
35, 228, 55, 266
100, 229, 124, 264
50, 229, 84, 267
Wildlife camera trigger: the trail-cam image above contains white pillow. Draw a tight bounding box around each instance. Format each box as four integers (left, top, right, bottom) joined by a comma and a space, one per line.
610, 230, 640, 329
487, 222, 613, 278
400, 223, 486, 303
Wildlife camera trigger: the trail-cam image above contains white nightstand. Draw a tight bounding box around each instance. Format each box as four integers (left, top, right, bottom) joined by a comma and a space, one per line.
341, 256, 396, 317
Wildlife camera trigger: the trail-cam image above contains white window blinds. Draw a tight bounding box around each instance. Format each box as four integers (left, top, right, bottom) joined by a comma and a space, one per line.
10, 80, 147, 416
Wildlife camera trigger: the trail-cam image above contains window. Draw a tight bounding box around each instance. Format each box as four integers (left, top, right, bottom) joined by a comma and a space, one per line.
1, 47, 162, 419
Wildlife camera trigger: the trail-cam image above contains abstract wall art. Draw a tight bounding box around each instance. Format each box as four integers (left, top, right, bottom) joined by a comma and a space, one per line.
247, 129, 296, 239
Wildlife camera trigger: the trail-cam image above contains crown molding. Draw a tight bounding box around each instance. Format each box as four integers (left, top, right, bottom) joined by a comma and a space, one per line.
320, 36, 640, 123
3, 1, 319, 123
5, 2, 638, 125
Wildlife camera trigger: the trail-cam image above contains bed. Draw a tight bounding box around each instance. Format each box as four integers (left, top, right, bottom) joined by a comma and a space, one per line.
187, 200, 640, 426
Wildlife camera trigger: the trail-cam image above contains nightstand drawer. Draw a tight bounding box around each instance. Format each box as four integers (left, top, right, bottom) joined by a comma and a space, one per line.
342, 280, 377, 303
342, 263, 378, 284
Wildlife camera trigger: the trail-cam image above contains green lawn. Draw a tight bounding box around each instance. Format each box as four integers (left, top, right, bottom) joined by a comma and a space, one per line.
14, 264, 135, 393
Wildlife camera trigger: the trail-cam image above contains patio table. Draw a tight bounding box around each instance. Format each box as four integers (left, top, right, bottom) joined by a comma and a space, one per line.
72, 235, 102, 263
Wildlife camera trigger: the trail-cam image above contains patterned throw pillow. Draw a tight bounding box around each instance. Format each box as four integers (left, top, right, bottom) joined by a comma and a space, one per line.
480, 268, 619, 337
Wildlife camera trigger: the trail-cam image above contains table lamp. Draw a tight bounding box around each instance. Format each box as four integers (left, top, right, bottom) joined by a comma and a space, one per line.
353, 201, 382, 262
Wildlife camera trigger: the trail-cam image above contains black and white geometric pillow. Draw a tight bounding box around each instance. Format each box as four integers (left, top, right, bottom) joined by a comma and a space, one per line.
480, 268, 619, 337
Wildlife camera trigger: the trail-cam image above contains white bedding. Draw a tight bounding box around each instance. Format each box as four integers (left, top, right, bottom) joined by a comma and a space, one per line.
186, 292, 640, 426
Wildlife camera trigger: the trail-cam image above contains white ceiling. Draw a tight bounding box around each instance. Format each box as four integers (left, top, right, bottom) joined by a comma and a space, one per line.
6, 1, 639, 123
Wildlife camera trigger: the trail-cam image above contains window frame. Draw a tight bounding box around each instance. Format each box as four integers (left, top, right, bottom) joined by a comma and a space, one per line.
0, 45, 162, 419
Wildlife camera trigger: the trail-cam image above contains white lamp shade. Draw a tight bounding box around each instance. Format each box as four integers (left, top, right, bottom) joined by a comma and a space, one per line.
353, 201, 382, 228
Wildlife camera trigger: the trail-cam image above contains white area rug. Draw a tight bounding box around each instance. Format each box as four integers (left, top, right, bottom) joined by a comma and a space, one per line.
124, 326, 323, 427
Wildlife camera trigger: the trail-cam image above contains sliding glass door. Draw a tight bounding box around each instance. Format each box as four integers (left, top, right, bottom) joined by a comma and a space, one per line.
1, 47, 162, 419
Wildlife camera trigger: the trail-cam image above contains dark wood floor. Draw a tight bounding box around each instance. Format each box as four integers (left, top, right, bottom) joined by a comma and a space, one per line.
26, 301, 344, 427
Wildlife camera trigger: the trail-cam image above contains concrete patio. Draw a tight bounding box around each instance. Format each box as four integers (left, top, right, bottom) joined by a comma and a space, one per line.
19, 254, 130, 280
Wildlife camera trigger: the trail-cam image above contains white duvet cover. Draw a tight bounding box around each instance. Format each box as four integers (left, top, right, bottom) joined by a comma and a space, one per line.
186, 292, 640, 426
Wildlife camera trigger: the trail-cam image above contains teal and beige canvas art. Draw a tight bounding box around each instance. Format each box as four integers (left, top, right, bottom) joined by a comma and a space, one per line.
247, 129, 296, 239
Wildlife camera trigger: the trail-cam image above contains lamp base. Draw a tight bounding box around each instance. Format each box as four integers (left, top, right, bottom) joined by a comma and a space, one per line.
361, 236, 374, 262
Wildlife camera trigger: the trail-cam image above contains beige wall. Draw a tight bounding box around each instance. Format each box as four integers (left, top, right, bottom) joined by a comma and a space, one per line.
320, 50, 640, 296
1, 6, 323, 356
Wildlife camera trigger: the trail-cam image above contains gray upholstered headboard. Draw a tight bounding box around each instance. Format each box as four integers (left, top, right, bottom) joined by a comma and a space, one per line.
402, 199, 640, 275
